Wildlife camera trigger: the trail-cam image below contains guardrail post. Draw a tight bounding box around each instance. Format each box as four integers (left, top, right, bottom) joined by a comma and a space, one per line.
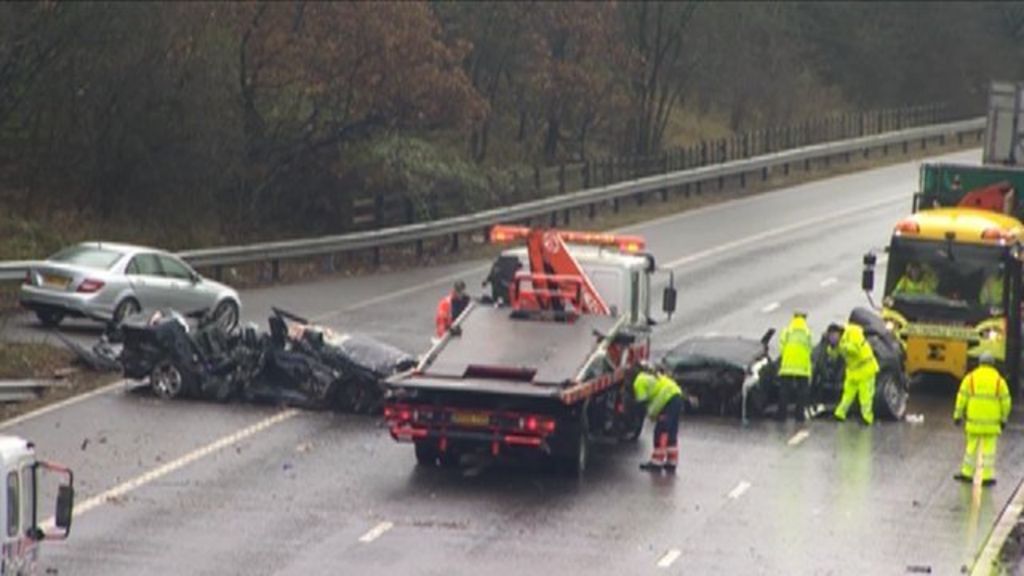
921, 137, 926, 150
450, 232, 459, 253
558, 162, 566, 194
783, 162, 790, 176
373, 246, 381, 267
588, 203, 596, 219
374, 194, 385, 227
534, 166, 541, 193
740, 172, 746, 188
213, 265, 223, 281
562, 208, 571, 225
612, 197, 620, 213
742, 134, 750, 158
700, 141, 708, 166
416, 239, 424, 259
582, 161, 591, 189
272, 259, 280, 282
405, 197, 415, 224
762, 166, 768, 181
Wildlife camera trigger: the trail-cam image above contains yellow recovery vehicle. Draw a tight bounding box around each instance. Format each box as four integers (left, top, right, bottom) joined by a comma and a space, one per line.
863, 162, 1024, 389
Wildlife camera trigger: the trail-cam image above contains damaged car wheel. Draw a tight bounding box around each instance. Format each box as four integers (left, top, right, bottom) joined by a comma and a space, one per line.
151, 362, 186, 400
874, 369, 908, 421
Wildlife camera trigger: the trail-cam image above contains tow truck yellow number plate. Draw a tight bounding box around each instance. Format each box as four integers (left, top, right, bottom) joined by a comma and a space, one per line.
451, 412, 490, 427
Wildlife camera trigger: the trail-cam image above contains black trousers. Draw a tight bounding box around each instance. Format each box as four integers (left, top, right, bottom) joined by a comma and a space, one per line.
776, 375, 810, 421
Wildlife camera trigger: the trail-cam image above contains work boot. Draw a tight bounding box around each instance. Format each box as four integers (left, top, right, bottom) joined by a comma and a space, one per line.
664, 464, 677, 474
953, 473, 971, 483
639, 461, 663, 472
983, 479, 997, 487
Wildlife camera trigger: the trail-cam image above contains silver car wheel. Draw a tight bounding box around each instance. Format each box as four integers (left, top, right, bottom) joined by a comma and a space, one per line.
151, 362, 184, 399
214, 301, 239, 332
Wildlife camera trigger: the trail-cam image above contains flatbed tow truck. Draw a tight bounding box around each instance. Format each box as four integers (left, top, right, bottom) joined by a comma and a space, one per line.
384, 225, 675, 474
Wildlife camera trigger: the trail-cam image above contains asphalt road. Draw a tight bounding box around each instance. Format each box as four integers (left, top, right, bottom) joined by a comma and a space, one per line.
6, 148, 1018, 575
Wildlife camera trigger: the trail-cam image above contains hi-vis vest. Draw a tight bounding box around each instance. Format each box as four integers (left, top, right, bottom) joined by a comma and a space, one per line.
778, 317, 813, 378
633, 372, 682, 418
954, 365, 1012, 436
838, 324, 878, 381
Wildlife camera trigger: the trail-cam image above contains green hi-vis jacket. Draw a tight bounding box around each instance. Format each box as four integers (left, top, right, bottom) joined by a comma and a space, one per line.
633, 372, 682, 418
778, 316, 813, 378
954, 365, 1012, 436
837, 323, 878, 381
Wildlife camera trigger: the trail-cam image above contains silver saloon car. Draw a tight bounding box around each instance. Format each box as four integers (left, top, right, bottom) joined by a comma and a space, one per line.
19, 242, 241, 329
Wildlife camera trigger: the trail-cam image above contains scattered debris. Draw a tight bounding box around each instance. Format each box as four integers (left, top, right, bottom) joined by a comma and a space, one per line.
296, 442, 313, 453
905, 414, 925, 424
906, 565, 932, 573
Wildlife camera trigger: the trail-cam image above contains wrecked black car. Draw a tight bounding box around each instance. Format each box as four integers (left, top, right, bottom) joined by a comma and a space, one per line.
659, 330, 778, 420
76, 306, 415, 413
659, 307, 909, 422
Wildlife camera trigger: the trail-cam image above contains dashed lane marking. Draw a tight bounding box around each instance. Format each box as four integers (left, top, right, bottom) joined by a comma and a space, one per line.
820, 277, 838, 287
787, 430, 811, 446
662, 195, 903, 270
728, 481, 752, 499
761, 302, 780, 313
657, 549, 682, 568
44, 408, 299, 524
359, 521, 395, 543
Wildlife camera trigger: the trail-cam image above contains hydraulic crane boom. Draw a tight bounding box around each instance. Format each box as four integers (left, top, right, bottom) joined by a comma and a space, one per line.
490, 225, 646, 316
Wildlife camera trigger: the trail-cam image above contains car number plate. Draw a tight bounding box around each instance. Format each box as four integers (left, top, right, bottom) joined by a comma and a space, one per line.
42, 274, 69, 289
451, 411, 490, 427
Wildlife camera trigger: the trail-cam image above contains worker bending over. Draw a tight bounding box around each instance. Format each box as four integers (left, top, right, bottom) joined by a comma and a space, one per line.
832, 322, 879, 425
435, 280, 471, 338
777, 311, 813, 422
633, 368, 683, 473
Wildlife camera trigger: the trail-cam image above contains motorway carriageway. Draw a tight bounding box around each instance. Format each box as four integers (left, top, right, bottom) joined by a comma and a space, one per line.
4, 148, 1018, 575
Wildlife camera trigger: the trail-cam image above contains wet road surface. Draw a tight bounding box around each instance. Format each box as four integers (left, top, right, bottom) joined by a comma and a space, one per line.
7, 148, 1019, 575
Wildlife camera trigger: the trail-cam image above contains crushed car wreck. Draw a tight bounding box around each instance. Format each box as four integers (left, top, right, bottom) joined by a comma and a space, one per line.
659, 307, 909, 422
61, 307, 415, 413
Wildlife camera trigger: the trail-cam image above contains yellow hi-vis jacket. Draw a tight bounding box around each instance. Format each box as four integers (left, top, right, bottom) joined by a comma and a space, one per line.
954, 365, 1011, 436
633, 372, 682, 418
778, 316, 813, 378
837, 323, 878, 381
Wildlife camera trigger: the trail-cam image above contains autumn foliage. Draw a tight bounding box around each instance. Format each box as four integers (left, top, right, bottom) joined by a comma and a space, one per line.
0, 1, 1019, 250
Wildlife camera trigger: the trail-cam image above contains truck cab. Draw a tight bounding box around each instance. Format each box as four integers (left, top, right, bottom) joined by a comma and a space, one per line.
0, 436, 74, 576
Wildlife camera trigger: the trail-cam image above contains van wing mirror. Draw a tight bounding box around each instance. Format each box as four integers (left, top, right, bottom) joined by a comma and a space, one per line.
662, 286, 677, 319
861, 252, 876, 292
34, 461, 74, 540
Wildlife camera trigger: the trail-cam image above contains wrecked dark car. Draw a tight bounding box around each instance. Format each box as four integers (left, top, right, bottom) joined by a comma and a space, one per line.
658, 330, 778, 421
74, 306, 415, 414
659, 307, 909, 422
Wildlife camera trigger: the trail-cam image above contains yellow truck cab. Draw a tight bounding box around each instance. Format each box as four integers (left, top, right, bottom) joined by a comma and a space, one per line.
866, 162, 1024, 388
0, 435, 74, 576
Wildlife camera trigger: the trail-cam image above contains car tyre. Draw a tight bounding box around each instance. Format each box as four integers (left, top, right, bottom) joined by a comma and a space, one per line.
151, 361, 186, 400
874, 369, 908, 421
214, 300, 240, 332
35, 310, 64, 328
113, 298, 141, 325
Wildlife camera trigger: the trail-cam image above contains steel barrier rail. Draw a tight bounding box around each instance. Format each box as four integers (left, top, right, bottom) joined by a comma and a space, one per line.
1, 117, 986, 278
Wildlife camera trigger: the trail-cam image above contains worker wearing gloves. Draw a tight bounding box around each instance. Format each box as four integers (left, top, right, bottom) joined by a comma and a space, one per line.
953, 352, 1011, 486
435, 280, 471, 338
777, 311, 813, 422
832, 322, 879, 425
633, 368, 683, 473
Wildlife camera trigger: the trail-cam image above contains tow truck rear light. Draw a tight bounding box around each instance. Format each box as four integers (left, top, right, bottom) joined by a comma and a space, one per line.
518, 415, 556, 434
894, 219, 920, 235
384, 405, 413, 423
77, 279, 105, 293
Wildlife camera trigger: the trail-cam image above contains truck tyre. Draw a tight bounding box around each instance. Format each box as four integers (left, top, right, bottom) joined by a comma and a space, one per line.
415, 442, 440, 466
874, 369, 908, 421
556, 410, 589, 476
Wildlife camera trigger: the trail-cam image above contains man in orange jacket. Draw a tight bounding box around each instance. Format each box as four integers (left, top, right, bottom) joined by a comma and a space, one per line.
435, 280, 470, 337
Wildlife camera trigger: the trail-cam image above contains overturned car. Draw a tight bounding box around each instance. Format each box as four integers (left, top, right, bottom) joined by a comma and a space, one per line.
659, 307, 909, 422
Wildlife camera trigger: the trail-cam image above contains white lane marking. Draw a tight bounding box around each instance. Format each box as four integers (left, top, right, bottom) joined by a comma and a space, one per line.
0, 379, 131, 431
761, 302, 780, 313
45, 409, 299, 523
820, 277, 838, 288
704, 331, 720, 338
728, 481, 752, 499
657, 549, 682, 568
971, 476, 1024, 575
358, 521, 394, 543
663, 195, 902, 270
787, 430, 811, 446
